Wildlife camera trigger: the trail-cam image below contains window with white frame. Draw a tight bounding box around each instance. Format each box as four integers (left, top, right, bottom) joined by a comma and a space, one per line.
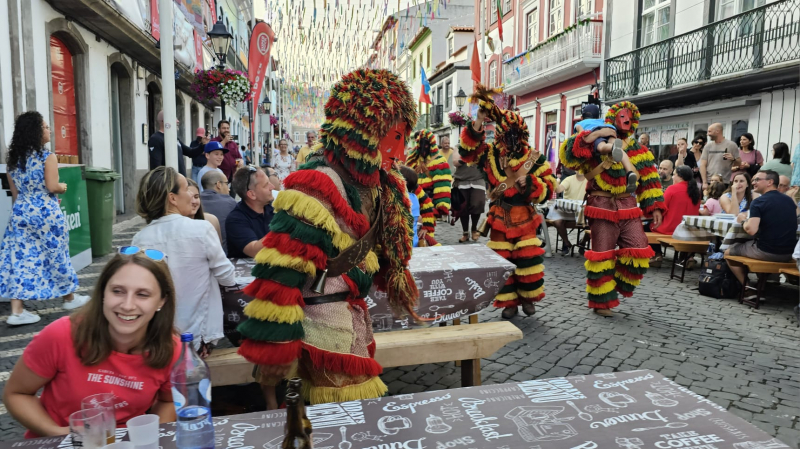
445, 82, 452, 110
448, 36, 454, 56
294, 132, 300, 143
549, 0, 564, 35
717, 0, 765, 19
641, 0, 671, 46
577, 0, 594, 19
505, 0, 512, 14
491, 0, 497, 23
489, 61, 497, 87
527, 9, 539, 48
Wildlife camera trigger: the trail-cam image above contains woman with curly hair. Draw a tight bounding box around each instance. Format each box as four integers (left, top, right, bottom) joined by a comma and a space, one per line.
0, 112, 89, 326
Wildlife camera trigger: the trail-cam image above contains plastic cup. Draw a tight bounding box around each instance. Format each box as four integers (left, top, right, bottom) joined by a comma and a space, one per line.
69, 408, 107, 449
126, 414, 160, 449
102, 443, 134, 449
82, 393, 117, 444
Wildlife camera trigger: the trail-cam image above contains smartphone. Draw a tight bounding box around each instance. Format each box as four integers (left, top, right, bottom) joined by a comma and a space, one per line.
231, 134, 239, 141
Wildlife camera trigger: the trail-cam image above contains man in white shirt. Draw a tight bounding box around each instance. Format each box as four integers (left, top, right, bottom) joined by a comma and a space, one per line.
550, 173, 587, 255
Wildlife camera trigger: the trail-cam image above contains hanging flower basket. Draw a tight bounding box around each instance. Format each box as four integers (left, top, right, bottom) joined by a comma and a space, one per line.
448, 110, 469, 127
269, 114, 279, 126
191, 68, 253, 105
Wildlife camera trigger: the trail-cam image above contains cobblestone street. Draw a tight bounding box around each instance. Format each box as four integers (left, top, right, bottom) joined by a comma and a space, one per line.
0, 215, 798, 447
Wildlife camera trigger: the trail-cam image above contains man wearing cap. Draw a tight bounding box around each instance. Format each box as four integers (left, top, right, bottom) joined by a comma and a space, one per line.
190, 127, 210, 182
197, 141, 228, 191
212, 120, 243, 181
148, 110, 202, 176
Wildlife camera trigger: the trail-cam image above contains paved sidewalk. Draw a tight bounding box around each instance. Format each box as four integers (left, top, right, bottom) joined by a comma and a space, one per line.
0, 214, 798, 447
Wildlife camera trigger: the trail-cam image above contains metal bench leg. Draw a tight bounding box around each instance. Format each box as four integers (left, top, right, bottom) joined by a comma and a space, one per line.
461, 359, 481, 387
754, 274, 768, 310
679, 252, 692, 283
669, 249, 678, 281
540, 219, 553, 258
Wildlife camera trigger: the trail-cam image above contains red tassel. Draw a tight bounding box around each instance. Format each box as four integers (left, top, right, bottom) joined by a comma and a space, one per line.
585, 249, 617, 262
503, 216, 541, 240
616, 287, 635, 298
494, 298, 521, 308
491, 249, 512, 259
589, 298, 620, 309
302, 343, 383, 377
247, 279, 306, 307
512, 245, 544, 259
572, 131, 594, 159
367, 340, 376, 358
516, 271, 545, 284
262, 233, 328, 269
587, 275, 616, 287
617, 207, 643, 221
460, 126, 480, 151
615, 265, 645, 280
238, 339, 302, 365
642, 201, 667, 215
599, 170, 627, 187
347, 298, 369, 313
617, 246, 655, 259
585, 206, 620, 223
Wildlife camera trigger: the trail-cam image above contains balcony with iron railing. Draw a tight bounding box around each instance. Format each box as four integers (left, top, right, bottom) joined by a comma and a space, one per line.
430, 105, 444, 127
604, 0, 800, 104
503, 20, 603, 95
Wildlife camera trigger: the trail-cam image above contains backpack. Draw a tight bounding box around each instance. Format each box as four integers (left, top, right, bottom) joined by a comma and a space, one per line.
698, 259, 741, 299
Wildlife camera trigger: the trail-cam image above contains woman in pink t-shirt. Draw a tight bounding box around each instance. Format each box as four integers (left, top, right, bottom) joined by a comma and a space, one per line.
3, 251, 181, 438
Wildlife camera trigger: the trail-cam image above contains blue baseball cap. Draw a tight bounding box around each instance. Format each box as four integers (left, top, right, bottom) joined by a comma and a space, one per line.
204, 141, 228, 154
582, 103, 601, 119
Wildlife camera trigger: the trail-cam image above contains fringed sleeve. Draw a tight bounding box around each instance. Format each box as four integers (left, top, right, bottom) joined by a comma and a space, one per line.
629, 144, 667, 215
415, 185, 436, 237
426, 153, 452, 214
528, 154, 557, 204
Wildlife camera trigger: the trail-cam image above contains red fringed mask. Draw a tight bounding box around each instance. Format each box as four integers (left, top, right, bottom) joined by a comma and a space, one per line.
615, 108, 634, 134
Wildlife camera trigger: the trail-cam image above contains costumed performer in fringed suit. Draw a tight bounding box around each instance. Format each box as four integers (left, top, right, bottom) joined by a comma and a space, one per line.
405, 130, 453, 217
458, 86, 556, 320
558, 101, 666, 316
399, 165, 440, 247
236, 68, 421, 407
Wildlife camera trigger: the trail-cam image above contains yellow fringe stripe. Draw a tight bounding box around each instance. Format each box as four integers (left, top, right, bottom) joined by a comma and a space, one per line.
303, 375, 388, 405
615, 273, 642, 286
593, 176, 626, 195
639, 171, 659, 182
519, 286, 545, 299
586, 280, 616, 295
244, 300, 304, 324
514, 237, 543, 249
273, 190, 355, 252
629, 153, 652, 166
362, 251, 380, 274
432, 186, 451, 194
585, 259, 617, 272
516, 264, 544, 276
431, 175, 452, 182
487, 241, 515, 251
255, 248, 317, 276
637, 188, 664, 201
617, 256, 650, 268
495, 292, 519, 302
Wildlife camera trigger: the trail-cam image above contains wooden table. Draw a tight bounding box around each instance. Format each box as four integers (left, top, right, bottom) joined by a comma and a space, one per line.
7, 370, 789, 449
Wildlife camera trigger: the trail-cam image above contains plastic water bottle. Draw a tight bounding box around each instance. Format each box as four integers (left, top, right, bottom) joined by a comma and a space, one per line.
171, 333, 214, 449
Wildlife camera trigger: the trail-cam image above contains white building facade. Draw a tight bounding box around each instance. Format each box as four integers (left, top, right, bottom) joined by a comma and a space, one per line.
603, 0, 799, 161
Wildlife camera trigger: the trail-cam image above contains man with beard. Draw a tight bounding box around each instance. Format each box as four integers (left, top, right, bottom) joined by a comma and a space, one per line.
559, 101, 666, 316
459, 86, 556, 319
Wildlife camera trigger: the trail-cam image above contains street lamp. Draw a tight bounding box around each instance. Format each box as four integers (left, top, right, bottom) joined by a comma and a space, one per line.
208, 20, 233, 118
455, 88, 467, 111
261, 96, 271, 114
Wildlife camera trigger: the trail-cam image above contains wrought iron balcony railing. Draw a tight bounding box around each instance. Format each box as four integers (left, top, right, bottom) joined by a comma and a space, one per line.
503, 20, 603, 94
605, 0, 800, 100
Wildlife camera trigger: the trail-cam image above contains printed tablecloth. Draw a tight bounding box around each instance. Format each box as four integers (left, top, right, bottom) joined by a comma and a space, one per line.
680, 216, 800, 251
221, 244, 516, 341
6, 370, 789, 449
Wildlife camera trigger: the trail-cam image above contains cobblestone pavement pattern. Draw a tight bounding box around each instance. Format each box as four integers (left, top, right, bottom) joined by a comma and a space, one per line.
0, 214, 799, 447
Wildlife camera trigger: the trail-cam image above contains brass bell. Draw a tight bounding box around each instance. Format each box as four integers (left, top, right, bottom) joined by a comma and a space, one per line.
311, 269, 328, 294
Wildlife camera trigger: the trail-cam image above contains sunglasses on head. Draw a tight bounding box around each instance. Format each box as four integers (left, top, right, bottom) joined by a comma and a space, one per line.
245, 165, 258, 191
119, 246, 167, 262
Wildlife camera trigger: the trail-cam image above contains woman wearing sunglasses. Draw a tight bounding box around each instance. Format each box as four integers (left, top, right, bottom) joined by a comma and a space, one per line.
3, 249, 180, 437
133, 167, 236, 358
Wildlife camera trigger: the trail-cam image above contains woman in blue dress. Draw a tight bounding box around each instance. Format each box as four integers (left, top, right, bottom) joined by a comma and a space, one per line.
0, 112, 88, 326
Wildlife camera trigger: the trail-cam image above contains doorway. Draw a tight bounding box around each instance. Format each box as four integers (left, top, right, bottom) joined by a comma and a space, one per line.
109, 61, 135, 214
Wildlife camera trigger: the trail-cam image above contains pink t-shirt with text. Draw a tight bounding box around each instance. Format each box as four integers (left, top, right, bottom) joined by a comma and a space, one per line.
23, 317, 180, 438
703, 198, 722, 215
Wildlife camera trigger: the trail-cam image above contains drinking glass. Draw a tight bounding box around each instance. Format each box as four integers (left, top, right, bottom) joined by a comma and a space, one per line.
69, 408, 107, 449
102, 443, 134, 449
82, 393, 117, 444
126, 415, 160, 449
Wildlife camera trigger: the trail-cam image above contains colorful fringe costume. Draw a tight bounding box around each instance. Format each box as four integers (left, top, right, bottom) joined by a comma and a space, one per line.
558, 101, 666, 310
414, 184, 440, 247
237, 69, 419, 404
458, 88, 556, 310
406, 130, 453, 216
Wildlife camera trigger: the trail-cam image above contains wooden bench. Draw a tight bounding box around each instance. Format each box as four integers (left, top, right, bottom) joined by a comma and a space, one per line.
645, 232, 662, 245
207, 321, 523, 389
573, 231, 662, 257
779, 267, 800, 327
545, 219, 588, 257
724, 255, 796, 309
657, 238, 710, 283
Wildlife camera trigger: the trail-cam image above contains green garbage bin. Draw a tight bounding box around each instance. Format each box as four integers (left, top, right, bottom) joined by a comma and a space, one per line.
84, 167, 120, 257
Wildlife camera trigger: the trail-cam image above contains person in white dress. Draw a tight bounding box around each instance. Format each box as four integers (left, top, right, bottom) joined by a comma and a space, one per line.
273, 138, 296, 183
